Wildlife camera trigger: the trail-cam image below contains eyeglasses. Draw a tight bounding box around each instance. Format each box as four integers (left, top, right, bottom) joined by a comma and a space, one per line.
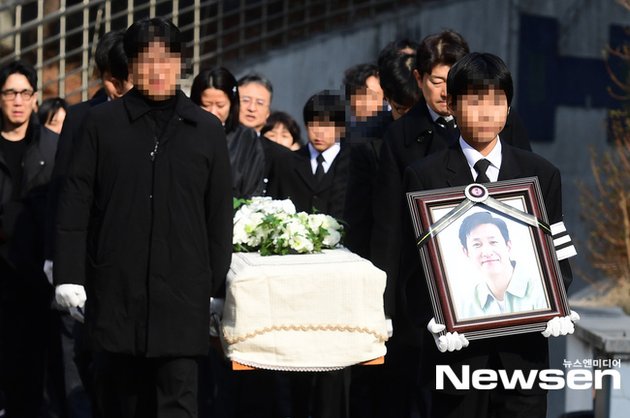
240, 96, 268, 107
1, 89, 35, 100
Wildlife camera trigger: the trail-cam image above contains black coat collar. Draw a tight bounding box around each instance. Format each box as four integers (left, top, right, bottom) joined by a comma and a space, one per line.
401, 99, 436, 147
123, 88, 200, 125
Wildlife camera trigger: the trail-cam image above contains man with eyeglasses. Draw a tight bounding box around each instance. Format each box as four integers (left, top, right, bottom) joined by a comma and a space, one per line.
238, 73, 273, 134
0, 60, 59, 418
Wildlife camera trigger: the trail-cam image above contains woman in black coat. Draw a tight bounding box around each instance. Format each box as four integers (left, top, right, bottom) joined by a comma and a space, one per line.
191, 67, 266, 199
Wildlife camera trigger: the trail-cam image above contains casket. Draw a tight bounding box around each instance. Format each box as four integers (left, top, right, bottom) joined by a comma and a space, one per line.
221, 248, 388, 371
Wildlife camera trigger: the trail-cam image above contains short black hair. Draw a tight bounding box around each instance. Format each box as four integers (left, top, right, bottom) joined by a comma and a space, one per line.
38, 97, 67, 126
108, 33, 129, 81
416, 30, 469, 75
447, 52, 513, 108
378, 38, 420, 60
260, 111, 302, 145
237, 73, 273, 102
124, 17, 182, 62
94, 30, 125, 78
343, 63, 378, 98
0, 60, 37, 92
303, 90, 346, 126
190, 67, 240, 133
459, 211, 510, 248
378, 52, 420, 108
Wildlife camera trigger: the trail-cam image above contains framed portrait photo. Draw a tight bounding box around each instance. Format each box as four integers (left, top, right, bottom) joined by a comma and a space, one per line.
406, 177, 570, 340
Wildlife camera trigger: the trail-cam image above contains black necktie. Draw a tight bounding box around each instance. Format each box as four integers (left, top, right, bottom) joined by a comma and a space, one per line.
315, 153, 325, 182
474, 159, 491, 183
435, 117, 459, 144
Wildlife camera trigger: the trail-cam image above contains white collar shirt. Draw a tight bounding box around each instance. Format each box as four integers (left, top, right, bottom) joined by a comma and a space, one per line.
308, 142, 340, 175
460, 137, 502, 183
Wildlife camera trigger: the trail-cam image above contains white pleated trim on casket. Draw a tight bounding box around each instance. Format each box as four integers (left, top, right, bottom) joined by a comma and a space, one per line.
221, 248, 389, 371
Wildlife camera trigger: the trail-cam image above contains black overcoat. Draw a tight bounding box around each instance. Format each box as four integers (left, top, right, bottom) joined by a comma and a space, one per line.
54, 89, 233, 357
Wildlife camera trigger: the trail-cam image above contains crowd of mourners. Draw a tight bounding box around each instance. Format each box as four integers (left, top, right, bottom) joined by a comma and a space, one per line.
0, 15, 577, 418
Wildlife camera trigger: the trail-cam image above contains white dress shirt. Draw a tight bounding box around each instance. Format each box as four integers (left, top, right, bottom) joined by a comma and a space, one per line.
308, 142, 341, 175
459, 137, 502, 182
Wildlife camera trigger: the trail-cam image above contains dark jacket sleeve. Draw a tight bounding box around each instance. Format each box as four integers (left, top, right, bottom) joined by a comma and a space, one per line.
343, 140, 379, 259
206, 125, 234, 297
396, 165, 431, 343
370, 133, 405, 318
45, 105, 86, 260
228, 126, 266, 199
53, 112, 98, 286
543, 166, 573, 291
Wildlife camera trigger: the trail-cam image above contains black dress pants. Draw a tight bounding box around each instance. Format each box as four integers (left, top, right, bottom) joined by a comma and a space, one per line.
430, 389, 547, 418
0, 261, 61, 418
92, 352, 198, 418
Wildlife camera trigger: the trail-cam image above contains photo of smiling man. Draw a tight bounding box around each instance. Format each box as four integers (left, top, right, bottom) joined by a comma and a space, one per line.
454, 211, 549, 320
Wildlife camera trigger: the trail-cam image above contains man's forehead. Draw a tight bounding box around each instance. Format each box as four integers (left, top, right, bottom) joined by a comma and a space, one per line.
240, 82, 271, 97
3, 72, 34, 89
469, 223, 502, 235
428, 64, 450, 77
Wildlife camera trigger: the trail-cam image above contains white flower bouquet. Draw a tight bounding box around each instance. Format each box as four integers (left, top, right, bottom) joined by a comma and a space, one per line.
233, 197, 343, 255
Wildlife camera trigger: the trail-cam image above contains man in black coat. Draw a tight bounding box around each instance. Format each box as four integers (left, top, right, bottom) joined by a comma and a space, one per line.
53, 18, 233, 418
358, 31, 531, 418
0, 61, 60, 418
43, 30, 132, 418
399, 52, 576, 418
372, 30, 532, 325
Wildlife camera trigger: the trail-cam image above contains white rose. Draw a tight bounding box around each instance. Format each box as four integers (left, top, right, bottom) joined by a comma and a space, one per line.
233, 220, 249, 245
322, 229, 341, 247
277, 199, 297, 215
321, 215, 341, 231
307, 213, 326, 231
289, 233, 314, 253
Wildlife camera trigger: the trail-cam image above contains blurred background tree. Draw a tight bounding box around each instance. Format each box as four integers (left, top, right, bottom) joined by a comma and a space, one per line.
578, 0, 630, 313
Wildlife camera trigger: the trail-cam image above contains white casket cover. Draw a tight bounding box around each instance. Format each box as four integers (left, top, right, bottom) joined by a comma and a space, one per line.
221, 248, 388, 371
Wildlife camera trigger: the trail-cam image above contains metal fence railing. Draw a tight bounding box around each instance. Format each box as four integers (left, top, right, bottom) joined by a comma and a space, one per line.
0, 0, 419, 104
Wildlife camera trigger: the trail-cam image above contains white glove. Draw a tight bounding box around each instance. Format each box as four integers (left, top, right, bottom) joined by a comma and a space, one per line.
209, 297, 224, 337
385, 318, 393, 338
43, 259, 54, 285
55, 284, 86, 309
542, 310, 580, 338
427, 318, 469, 353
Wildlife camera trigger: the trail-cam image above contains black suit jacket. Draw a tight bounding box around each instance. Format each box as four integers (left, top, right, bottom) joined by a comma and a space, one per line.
268, 145, 350, 220
399, 141, 572, 394
372, 99, 531, 318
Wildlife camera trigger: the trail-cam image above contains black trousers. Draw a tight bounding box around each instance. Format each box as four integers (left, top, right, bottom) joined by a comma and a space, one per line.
290, 369, 349, 418
349, 337, 422, 418
430, 389, 547, 418
92, 352, 199, 418
0, 260, 64, 418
